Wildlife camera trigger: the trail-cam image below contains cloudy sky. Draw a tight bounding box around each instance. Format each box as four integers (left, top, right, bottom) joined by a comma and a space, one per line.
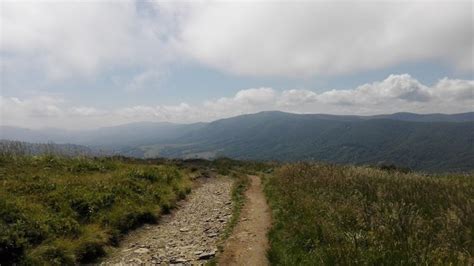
1, 0, 473, 129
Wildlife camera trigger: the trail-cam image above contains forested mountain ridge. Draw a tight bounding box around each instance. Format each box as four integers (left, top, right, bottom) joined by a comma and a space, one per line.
1, 111, 473, 172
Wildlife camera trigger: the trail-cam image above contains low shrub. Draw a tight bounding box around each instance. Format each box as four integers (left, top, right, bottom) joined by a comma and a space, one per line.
26, 243, 75, 266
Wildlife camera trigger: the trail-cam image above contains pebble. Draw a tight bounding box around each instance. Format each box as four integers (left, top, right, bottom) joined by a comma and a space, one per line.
133, 248, 150, 254
104, 177, 234, 264
198, 250, 216, 260
170, 257, 187, 263
128, 258, 143, 264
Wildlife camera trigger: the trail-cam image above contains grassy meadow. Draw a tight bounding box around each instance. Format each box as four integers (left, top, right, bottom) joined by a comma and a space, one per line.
0, 154, 192, 264
2, 148, 472, 265
264, 163, 473, 265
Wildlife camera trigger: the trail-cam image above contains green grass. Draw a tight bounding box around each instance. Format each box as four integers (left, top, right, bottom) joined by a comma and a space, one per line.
264, 163, 473, 265
0, 155, 191, 265
222, 172, 250, 240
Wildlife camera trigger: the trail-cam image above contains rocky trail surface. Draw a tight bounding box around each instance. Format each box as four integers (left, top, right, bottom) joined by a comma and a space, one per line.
218, 175, 271, 266
103, 177, 234, 265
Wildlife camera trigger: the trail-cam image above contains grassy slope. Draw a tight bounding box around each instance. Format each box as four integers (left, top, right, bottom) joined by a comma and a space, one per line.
0, 155, 191, 265
264, 163, 473, 265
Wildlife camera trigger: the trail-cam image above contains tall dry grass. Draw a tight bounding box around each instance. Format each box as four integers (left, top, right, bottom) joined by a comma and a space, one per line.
264, 163, 473, 265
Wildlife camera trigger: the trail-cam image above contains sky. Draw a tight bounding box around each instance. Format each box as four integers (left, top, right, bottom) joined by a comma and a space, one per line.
0, 0, 473, 130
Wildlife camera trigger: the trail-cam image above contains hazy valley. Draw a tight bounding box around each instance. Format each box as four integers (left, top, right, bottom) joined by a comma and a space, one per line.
3, 111, 473, 172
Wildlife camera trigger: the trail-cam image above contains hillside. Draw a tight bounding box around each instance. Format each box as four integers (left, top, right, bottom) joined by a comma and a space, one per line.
157, 112, 474, 172
372, 112, 474, 122
2, 111, 473, 172
0, 122, 205, 148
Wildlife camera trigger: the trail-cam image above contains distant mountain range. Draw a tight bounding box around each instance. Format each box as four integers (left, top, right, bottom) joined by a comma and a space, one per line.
1, 111, 473, 172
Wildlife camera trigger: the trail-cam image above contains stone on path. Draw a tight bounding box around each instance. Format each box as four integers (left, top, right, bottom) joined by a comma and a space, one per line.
198, 250, 216, 260
103, 177, 233, 265
133, 248, 149, 254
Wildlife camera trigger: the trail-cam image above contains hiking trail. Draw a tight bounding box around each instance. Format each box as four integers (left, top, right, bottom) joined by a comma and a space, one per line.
218, 175, 271, 266
103, 177, 233, 265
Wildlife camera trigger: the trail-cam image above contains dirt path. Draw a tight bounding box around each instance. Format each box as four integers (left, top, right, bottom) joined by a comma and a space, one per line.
218, 175, 271, 266
102, 177, 233, 265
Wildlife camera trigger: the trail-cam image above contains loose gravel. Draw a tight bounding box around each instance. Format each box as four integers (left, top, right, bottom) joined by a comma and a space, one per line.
103, 177, 234, 265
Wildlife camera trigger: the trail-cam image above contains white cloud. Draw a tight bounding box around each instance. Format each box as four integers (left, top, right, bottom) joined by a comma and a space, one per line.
234, 88, 275, 105
431, 78, 474, 101
0, 95, 64, 121
69, 107, 104, 117
0, 1, 174, 79
278, 90, 318, 107
203, 88, 276, 118
1, 1, 471, 81
287, 75, 473, 114
317, 74, 432, 105
168, 1, 473, 76
1, 75, 472, 129
116, 103, 192, 120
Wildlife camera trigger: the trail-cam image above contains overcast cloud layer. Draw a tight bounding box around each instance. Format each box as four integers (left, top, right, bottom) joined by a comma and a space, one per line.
174, 1, 473, 76
1, 1, 473, 129
2, 1, 472, 79
2, 74, 473, 129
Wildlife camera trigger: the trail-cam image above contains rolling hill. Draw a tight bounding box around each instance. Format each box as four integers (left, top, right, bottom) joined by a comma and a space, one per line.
1, 111, 473, 171
154, 111, 474, 172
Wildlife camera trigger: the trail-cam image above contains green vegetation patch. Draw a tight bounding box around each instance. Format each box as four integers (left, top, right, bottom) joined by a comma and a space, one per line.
221, 172, 250, 241
0, 155, 191, 265
264, 163, 473, 265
